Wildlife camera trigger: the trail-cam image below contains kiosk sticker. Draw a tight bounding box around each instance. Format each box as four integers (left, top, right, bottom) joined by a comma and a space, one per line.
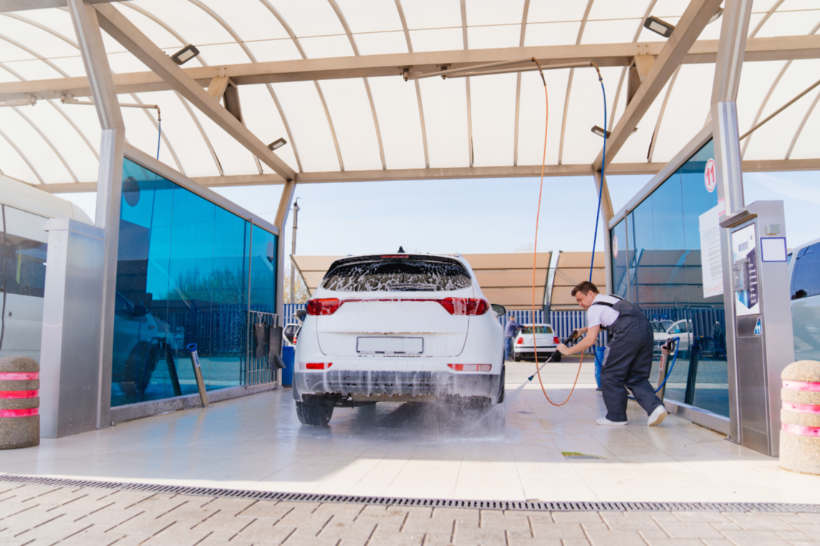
704, 158, 717, 193
731, 224, 759, 316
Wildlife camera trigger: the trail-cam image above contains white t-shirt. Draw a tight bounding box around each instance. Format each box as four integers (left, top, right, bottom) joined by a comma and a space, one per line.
586, 294, 621, 329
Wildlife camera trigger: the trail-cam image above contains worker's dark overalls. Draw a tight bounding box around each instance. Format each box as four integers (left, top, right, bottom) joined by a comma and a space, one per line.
595, 297, 663, 422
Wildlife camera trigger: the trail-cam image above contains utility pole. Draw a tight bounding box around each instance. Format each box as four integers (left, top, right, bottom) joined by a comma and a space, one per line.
289, 198, 300, 304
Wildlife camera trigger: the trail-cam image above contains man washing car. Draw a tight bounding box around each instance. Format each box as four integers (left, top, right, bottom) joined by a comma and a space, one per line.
556, 281, 667, 426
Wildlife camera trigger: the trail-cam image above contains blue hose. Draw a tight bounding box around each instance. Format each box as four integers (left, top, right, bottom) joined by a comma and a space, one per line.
589, 73, 607, 281
627, 336, 681, 400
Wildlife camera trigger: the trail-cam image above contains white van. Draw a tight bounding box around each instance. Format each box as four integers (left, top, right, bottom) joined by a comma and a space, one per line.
789, 238, 820, 361
0, 176, 91, 362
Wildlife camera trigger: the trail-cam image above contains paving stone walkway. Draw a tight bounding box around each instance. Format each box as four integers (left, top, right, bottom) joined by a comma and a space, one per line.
1, 479, 819, 545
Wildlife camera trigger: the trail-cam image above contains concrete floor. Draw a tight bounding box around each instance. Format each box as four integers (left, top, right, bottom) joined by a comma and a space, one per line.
1, 361, 818, 504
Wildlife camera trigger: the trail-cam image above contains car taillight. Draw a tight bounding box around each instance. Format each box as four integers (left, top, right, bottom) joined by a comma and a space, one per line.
306, 298, 341, 315
305, 362, 333, 370
553, 336, 560, 344
448, 364, 492, 372
438, 297, 488, 315
516, 337, 523, 344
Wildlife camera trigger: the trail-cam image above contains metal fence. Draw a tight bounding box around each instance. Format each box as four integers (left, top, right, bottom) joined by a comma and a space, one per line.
285, 302, 725, 356
284, 304, 603, 349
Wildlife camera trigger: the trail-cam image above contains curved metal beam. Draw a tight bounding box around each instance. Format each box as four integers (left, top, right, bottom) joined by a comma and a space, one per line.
0, 110, 44, 184
741, 23, 819, 158
2, 13, 99, 160
558, 0, 594, 164
394, 0, 429, 168
0, 34, 79, 180
11, 106, 78, 181
460, 0, 474, 167
118, 2, 223, 175
512, 0, 530, 166
750, 0, 785, 38
188, 0, 273, 174
785, 89, 819, 159
259, 0, 342, 171
609, 0, 658, 127
327, 0, 387, 170
4, 13, 185, 175
647, 67, 680, 162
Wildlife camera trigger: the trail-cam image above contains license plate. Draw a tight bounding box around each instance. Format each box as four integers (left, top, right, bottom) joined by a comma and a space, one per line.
356, 336, 424, 355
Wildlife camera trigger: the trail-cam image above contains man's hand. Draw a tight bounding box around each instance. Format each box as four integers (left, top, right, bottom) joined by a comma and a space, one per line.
556, 343, 571, 355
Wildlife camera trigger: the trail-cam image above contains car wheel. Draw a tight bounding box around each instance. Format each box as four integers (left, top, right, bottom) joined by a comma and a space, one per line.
551, 352, 562, 363
496, 364, 506, 404
296, 398, 334, 426
513, 353, 520, 362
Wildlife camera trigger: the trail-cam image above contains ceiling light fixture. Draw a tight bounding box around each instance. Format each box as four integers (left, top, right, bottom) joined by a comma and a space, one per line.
268, 137, 287, 151
171, 44, 200, 65
708, 7, 723, 25
643, 16, 675, 38
591, 125, 612, 138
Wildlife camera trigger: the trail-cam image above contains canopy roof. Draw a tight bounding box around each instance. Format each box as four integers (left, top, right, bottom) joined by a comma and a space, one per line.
0, 0, 818, 193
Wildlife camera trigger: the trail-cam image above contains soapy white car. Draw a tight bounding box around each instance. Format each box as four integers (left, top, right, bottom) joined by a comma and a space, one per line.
293, 253, 505, 426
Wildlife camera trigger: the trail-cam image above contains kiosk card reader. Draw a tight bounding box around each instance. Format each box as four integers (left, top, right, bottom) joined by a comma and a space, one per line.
720, 201, 794, 456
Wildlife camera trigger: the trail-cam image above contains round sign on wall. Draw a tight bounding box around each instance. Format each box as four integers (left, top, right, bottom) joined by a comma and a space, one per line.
704, 158, 717, 193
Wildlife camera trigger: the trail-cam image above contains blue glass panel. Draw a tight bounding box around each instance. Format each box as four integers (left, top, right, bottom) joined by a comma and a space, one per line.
112, 158, 253, 407
609, 139, 728, 416
250, 225, 277, 313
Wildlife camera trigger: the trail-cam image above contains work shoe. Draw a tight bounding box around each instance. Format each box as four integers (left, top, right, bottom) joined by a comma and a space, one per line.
596, 417, 627, 426
647, 405, 668, 426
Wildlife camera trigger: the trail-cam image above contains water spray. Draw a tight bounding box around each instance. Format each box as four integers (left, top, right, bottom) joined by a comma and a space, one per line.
527, 331, 582, 382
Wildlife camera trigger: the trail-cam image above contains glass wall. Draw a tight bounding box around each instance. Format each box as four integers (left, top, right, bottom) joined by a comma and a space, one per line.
112, 158, 278, 406
610, 139, 729, 416
0, 205, 48, 363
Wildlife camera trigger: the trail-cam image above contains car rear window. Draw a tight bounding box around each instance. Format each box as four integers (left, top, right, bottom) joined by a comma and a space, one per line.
322, 257, 471, 292
521, 326, 553, 334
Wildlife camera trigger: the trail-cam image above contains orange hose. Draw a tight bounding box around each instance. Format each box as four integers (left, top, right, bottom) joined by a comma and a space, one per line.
530, 59, 584, 407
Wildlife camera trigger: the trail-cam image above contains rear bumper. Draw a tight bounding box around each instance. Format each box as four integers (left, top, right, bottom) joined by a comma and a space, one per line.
514, 345, 556, 353
293, 370, 498, 402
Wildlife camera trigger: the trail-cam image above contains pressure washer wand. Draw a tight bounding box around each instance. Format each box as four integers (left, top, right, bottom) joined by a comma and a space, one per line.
527, 332, 579, 382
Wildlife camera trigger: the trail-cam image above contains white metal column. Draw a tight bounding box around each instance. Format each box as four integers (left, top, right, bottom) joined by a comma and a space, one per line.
68, 0, 125, 428
710, 0, 754, 443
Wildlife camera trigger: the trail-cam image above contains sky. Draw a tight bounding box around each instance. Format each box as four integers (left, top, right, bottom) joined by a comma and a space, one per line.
61, 170, 819, 259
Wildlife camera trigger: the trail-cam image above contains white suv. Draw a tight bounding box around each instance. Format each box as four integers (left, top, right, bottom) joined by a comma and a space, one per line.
293, 253, 505, 425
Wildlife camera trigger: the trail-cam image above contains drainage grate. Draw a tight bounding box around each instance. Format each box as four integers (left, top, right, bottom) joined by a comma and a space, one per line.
1, 473, 817, 513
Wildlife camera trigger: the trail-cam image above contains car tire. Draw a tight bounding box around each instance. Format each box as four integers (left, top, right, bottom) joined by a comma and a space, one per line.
496, 364, 506, 404
296, 398, 334, 426
551, 352, 562, 363
513, 353, 520, 362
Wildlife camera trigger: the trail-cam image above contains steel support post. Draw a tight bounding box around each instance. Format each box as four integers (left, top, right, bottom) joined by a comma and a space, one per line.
68, 0, 124, 428
289, 200, 300, 305
274, 180, 296, 384
710, 0, 753, 444
594, 170, 614, 293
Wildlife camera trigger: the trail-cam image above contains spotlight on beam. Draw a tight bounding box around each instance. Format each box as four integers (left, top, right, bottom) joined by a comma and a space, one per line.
709, 7, 723, 25
267, 137, 287, 151
643, 16, 675, 38
591, 125, 611, 138
171, 44, 200, 65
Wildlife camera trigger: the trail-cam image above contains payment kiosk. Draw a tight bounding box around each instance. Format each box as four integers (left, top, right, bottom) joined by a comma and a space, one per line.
720, 201, 794, 456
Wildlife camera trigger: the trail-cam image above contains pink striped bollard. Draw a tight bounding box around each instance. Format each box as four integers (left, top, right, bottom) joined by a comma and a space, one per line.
0, 357, 39, 449
780, 360, 820, 474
